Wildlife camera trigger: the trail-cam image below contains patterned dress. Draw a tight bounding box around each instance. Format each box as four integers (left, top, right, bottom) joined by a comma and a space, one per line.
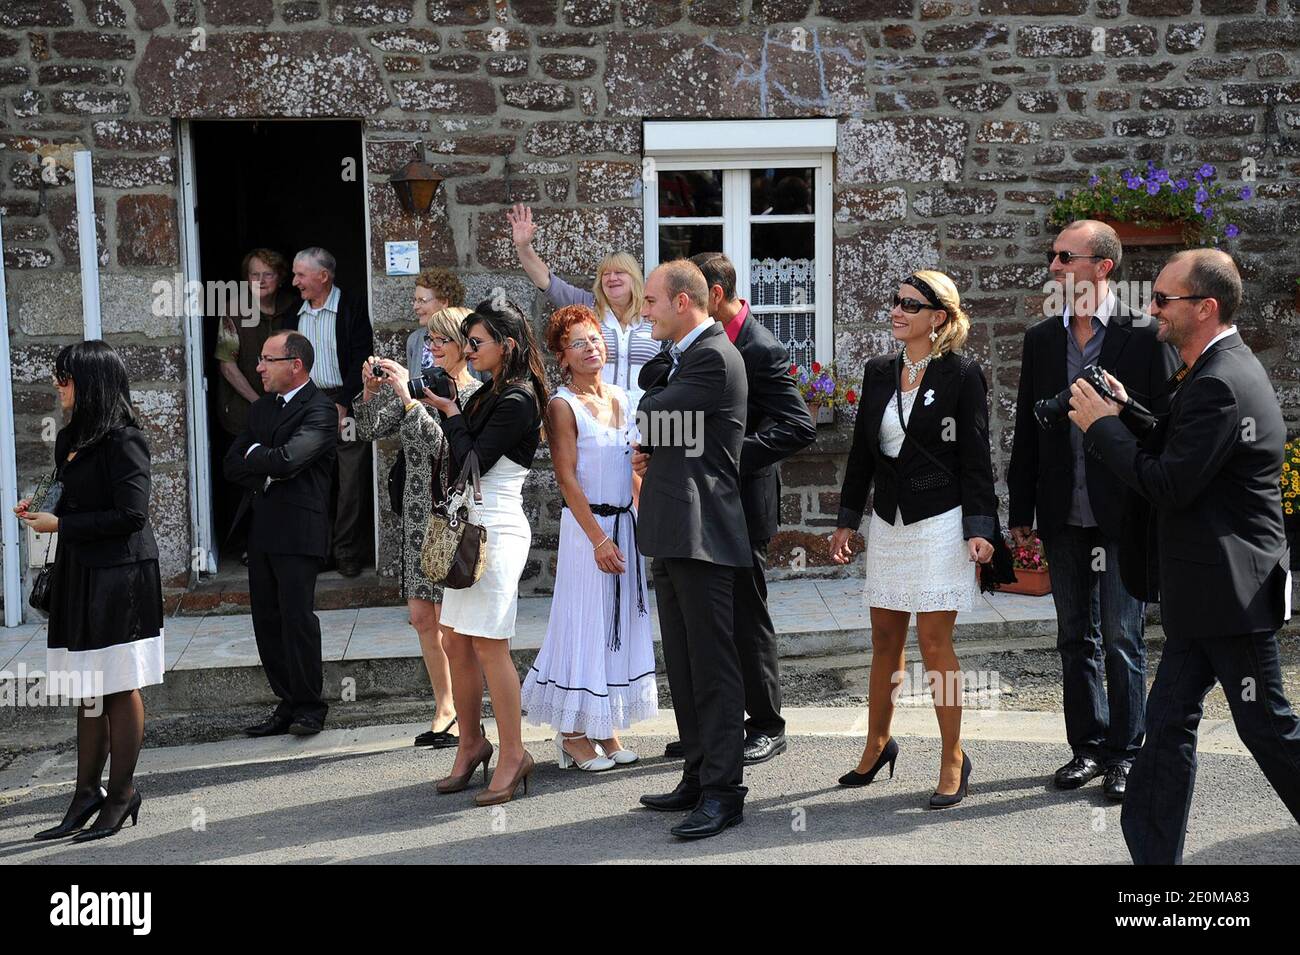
354, 377, 482, 601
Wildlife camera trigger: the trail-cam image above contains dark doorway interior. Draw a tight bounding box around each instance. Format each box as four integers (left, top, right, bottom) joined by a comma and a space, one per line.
192, 118, 372, 570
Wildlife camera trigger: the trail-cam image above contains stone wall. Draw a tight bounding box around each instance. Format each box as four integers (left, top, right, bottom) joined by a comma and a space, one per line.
1, 0, 1297, 595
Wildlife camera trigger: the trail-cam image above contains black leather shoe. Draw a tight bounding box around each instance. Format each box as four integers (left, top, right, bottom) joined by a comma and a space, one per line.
1103, 762, 1130, 801
244, 713, 293, 737
663, 740, 684, 759
1054, 754, 1104, 790
337, 560, 362, 578
639, 780, 701, 812
72, 791, 141, 843
743, 733, 787, 765
288, 714, 324, 736
33, 787, 106, 840
670, 796, 743, 839
839, 737, 899, 787
927, 752, 972, 810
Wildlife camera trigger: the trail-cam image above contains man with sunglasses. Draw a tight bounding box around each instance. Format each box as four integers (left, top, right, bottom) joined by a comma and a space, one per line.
225, 331, 338, 737
1008, 219, 1180, 802
1069, 248, 1300, 864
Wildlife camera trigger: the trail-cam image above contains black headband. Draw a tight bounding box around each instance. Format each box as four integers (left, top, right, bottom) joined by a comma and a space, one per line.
904, 274, 942, 310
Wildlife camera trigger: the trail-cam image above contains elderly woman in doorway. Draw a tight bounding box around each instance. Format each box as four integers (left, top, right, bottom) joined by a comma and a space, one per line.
356, 305, 483, 749
507, 203, 658, 415
404, 268, 466, 378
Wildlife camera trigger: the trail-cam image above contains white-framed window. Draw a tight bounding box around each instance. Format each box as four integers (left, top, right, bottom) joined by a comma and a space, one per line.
642, 119, 835, 368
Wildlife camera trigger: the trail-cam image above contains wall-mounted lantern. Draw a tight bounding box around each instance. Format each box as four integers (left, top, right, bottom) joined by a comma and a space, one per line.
389, 158, 443, 215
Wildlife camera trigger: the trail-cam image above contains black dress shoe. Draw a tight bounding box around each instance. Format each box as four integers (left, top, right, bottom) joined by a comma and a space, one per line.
927, 752, 972, 810
414, 717, 459, 748
244, 713, 293, 737
337, 560, 362, 578
288, 714, 324, 736
1103, 762, 1130, 801
839, 737, 899, 787
663, 740, 684, 759
1054, 754, 1104, 790
639, 780, 701, 812
72, 791, 141, 843
670, 796, 743, 839
33, 787, 106, 840
743, 733, 787, 765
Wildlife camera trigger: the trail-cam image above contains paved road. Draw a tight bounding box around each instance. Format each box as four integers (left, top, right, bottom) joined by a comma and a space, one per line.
2, 709, 1295, 865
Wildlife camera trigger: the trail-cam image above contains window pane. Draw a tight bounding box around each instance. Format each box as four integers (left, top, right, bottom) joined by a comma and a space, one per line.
658, 169, 723, 218
755, 311, 815, 370
751, 254, 815, 308
750, 168, 815, 217
751, 221, 814, 265
659, 224, 722, 262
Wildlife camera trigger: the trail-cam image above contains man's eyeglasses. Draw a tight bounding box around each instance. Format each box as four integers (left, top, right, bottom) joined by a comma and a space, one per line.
566, 336, 604, 353
424, 335, 452, 348
892, 295, 935, 314
258, 354, 296, 364
1151, 292, 1210, 308
1049, 250, 1103, 265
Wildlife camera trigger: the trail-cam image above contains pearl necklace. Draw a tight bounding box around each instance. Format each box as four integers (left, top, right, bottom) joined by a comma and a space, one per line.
901, 349, 932, 386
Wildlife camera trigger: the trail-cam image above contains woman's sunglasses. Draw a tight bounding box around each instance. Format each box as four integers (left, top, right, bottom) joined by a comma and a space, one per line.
892, 295, 936, 314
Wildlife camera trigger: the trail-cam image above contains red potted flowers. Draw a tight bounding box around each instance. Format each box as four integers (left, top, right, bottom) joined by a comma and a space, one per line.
1000, 530, 1052, 596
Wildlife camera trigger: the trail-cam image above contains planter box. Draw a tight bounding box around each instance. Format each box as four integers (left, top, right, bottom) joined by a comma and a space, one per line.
1097, 217, 1195, 247
999, 567, 1052, 596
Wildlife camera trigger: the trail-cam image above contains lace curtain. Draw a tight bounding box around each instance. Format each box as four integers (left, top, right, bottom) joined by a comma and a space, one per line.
751, 257, 816, 367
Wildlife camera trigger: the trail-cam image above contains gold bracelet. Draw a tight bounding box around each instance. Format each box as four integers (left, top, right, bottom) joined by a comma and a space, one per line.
594, 536, 611, 550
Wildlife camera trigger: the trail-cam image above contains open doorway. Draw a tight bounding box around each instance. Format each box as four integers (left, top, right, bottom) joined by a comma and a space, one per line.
189, 118, 372, 574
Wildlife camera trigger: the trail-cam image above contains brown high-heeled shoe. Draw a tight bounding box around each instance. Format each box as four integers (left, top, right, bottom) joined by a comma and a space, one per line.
436, 738, 494, 794
474, 751, 535, 806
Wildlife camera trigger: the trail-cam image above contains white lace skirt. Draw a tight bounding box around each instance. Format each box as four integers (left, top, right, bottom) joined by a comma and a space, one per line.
863, 505, 979, 613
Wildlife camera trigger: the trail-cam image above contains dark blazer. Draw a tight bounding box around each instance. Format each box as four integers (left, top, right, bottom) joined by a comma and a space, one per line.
224, 380, 338, 558
636, 322, 752, 568
837, 351, 999, 541
283, 289, 373, 414
54, 425, 160, 567
734, 316, 816, 542
443, 381, 542, 476
1008, 298, 1180, 540
1086, 330, 1289, 640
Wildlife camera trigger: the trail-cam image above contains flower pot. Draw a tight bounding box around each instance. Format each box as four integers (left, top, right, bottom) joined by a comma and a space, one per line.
1097, 217, 1195, 248
999, 566, 1052, 597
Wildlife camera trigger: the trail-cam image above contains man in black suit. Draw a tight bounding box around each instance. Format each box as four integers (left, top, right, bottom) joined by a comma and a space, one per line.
1008, 219, 1180, 800
634, 259, 752, 839
225, 331, 338, 737
285, 247, 374, 578
648, 253, 814, 765
1071, 248, 1300, 864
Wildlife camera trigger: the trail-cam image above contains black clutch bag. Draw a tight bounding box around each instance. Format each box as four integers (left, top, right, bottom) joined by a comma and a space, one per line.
27, 470, 61, 613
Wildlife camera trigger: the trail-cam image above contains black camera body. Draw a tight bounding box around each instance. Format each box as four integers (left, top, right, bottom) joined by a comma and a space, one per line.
1035, 363, 1158, 438
409, 365, 454, 400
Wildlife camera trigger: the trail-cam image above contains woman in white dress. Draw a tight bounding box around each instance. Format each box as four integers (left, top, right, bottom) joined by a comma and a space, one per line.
422, 297, 547, 807
522, 305, 658, 772
507, 203, 659, 415
829, 270, 998, 810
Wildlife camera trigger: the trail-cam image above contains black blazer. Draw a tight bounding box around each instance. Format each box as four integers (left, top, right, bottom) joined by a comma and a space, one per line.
1086, 331, 1289, 640
443, 381, 542, 476
837, 351, 999, 542
283, 289, 373, 414
1007, 298, 1180, 540
54, 425, 160, 567
223, 380, 338, 558
734, 317, 816, 542
635, 322, 752, 568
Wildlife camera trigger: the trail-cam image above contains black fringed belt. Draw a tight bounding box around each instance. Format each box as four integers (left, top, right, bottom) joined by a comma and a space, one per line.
564, 501, 647, 651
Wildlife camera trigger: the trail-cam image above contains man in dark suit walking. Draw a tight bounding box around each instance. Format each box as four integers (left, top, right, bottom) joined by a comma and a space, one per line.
1071, 248, 1300, 864
1008, 219, 1180, 800
225, 331, 338, 737
647, 253, 814, 765
285, 248, 373, 578
634, 259, 751, 839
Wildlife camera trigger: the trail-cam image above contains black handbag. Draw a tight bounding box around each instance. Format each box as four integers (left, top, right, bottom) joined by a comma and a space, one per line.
28, 470, 62, 613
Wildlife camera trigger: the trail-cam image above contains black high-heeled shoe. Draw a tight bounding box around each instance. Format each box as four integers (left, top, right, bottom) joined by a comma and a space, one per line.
927, 752, 972, 810
72, 791, 142, 842
33, 787, 107, 840
838, 738, 899, 787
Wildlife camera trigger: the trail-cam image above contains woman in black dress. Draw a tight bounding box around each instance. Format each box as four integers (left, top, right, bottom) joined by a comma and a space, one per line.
19, 340, 164, 842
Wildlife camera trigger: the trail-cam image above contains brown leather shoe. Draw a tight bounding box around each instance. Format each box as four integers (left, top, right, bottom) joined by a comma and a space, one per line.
435, 738, 493, 794
474, 751, 535, 806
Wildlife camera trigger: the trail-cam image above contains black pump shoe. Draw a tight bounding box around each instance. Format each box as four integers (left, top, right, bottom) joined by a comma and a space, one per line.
72, 791, 142, 843
33, 787, 107, 840
839, 738, 899, 787
927, 752, 972, 810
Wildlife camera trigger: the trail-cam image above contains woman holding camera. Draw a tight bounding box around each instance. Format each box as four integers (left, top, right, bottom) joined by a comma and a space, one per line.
22, 340, 164, 842
357, 306, 482, 748
828, 271, 1002, 810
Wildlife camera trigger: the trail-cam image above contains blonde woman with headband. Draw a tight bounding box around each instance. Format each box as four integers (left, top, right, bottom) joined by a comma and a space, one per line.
828, 269, 1010, 810
507, 203, 658, 413
355, 305, 483, 750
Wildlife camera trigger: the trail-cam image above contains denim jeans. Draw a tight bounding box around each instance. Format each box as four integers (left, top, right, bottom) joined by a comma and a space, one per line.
1042, 525, 1147, 766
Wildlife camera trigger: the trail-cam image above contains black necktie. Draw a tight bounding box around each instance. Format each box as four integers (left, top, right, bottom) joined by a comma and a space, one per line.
275, 395, 286, 409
